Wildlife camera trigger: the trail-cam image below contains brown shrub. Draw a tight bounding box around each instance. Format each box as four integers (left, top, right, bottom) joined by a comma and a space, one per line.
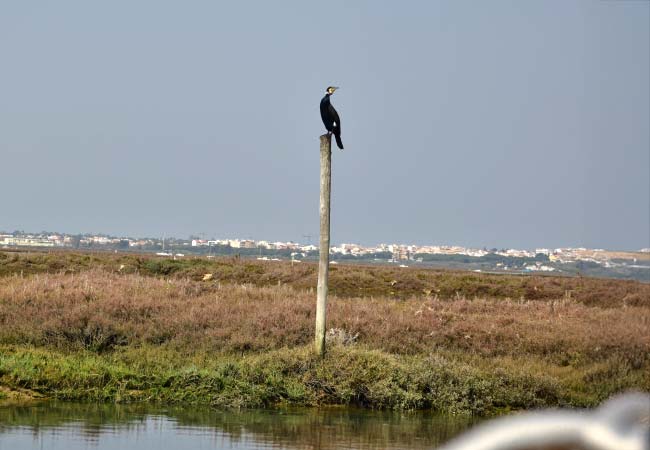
2, 250, 649, 308
0, 270, 648, 366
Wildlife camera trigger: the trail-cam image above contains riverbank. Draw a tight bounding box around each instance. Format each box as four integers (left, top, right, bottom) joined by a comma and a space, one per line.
0, 344, 568, 414
0, 251, 648, 414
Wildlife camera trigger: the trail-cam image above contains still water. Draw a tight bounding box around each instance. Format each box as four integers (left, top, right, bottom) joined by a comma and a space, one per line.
0, 402, 474, 450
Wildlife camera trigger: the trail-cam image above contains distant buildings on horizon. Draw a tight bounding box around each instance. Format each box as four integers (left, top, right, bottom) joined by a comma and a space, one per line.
1, 231, 648, 267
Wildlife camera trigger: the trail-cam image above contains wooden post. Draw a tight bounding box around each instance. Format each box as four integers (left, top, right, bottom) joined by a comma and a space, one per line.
315, 134, 332, 356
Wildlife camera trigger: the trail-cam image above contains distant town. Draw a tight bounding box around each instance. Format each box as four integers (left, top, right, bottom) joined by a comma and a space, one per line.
1, 230, 649, 281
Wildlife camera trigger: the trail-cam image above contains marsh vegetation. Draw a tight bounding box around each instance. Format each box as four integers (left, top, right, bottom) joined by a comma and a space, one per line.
0, 250, 648, 414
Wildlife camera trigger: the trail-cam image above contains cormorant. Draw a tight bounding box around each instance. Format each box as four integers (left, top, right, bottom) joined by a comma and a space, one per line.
320, 86, 344, 150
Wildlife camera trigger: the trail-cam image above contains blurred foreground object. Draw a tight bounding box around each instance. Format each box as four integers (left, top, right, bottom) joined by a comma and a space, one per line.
439, 392, 649, 450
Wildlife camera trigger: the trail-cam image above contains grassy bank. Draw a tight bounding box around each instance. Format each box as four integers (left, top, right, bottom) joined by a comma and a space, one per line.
0, 251, 648, 414
0, 345, 570, 414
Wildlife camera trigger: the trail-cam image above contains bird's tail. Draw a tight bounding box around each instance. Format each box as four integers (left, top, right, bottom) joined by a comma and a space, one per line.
334, 133, 344, 150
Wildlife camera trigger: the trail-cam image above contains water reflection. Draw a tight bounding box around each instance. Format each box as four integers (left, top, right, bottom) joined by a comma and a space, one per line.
0, 402, 474, 449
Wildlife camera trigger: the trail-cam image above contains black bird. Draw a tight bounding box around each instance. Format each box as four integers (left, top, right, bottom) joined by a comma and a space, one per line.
320, 86, 344, 150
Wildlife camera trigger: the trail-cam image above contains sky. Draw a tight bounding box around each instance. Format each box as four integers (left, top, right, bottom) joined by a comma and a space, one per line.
1, 1, 648, 250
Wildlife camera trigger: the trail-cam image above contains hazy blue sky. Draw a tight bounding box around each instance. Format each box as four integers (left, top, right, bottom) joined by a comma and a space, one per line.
1, 1, 648, 250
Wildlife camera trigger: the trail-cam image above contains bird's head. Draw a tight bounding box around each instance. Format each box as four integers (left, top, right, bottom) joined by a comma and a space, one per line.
326, 86, 339, 95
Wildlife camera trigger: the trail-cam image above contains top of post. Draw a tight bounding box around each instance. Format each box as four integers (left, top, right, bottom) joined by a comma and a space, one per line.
320, 134, 332, 154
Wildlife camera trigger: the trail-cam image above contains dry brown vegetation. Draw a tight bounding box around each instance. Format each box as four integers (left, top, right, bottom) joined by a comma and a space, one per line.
1, 250, 649, 307
0, 268, 648, 366
0, 250, 649, 412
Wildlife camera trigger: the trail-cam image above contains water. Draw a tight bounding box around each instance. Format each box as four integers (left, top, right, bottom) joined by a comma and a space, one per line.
0, 402, 473, 449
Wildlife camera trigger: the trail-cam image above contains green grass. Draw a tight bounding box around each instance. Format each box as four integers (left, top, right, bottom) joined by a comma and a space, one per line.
2, 344, 641, 415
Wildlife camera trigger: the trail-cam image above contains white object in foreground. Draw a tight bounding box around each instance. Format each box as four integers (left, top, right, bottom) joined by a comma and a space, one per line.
439, 392, 649, 450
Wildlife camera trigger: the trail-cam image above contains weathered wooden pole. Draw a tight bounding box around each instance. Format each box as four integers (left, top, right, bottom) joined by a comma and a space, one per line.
315, 134, 332, 356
